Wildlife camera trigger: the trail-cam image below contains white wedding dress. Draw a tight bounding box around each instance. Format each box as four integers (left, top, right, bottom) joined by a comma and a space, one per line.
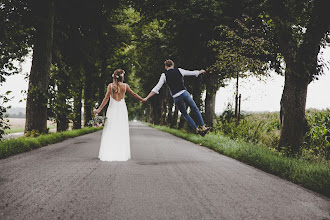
98, 83, 130, 161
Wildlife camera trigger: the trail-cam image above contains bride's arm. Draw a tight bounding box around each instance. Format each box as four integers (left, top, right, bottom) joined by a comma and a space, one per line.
93, 84, 111, 115
126, 84, 144, 102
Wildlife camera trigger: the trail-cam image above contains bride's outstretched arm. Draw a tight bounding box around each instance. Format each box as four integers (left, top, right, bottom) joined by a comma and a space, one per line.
126, 84, 144, 102
94, 84, 111, 115
143, 91, 156, 102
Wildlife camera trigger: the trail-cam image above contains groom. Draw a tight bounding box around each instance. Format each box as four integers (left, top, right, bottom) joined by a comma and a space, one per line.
143, 59, 212, 136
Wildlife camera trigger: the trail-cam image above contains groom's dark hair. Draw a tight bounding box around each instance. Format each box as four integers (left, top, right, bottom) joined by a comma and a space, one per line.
164, 59, 174, 67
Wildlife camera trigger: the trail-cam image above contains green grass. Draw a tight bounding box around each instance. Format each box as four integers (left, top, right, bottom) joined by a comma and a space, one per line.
4, 127, 25, 134
4, 125, 57, 134
214, 109, 329, 162
150, 124, 330, 197
0, 126, 103, 159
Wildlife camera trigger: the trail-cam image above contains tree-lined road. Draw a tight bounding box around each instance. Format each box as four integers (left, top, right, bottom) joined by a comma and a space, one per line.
0, 122, 329, 219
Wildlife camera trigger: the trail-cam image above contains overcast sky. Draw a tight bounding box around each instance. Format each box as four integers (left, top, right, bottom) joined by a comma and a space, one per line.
215, 46, 330, 113
1, 47, 330, 113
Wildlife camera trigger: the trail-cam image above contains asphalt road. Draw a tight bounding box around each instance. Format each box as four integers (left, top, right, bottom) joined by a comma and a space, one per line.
0, 121, 329, 220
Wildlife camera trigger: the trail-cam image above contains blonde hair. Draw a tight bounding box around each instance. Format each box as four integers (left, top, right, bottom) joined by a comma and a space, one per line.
112, 69, 125, 93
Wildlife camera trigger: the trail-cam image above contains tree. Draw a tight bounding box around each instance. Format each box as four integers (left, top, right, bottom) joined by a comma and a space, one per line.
133, 17, 171, 124
133, 0, 252, 127
208, 16, 279, 122
48, 0, 121, 129
0, 0, 33, 138
2, 0, 123, 134
0, 93, 11, 139
25, 0, 55, 134
48, 57, 72, 132
262, 0, 330, 154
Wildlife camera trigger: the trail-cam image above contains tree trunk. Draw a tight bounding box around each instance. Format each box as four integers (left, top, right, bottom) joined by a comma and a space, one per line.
57, 119, 68, 132
166, 98, 174, 126
73, 84, 83, 129
149, 95, 161, 125
189, 79, 203, 128
234, 72, 239, 119
57, 112, 69, 132
25, 0, 55, 134
204, 90, 216, 127
204, 76, 218, 127
160, 90, 167, 125
170, 106, 179, 128
278, 69, 309, 154
191, 78, 203, 111
84, 71, 93, 127
98, 57, 107, 107
271, 0, 330, 155
56, 84, 69, 132
178, 114, 186, 129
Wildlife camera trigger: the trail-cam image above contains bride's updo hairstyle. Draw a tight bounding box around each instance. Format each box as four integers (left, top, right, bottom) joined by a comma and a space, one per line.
112, 69, 125, 93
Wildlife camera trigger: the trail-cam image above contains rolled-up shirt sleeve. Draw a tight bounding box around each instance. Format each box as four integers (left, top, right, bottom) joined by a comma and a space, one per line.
151, 73, 166, 94
178, 68, 199, 77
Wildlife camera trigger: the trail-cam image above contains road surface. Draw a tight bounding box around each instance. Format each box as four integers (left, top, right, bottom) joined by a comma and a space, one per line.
0, 121, 329, 219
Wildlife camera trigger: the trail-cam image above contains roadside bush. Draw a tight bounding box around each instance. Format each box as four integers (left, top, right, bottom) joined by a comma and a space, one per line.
214, 107, 329, 163
303, 109, 330, 161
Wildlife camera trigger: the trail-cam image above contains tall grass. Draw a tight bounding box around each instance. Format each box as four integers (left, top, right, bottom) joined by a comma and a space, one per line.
150, 124, 330, 197
303, 109, 330, 161
214, 109, 330, 163
0, 126, 103, 159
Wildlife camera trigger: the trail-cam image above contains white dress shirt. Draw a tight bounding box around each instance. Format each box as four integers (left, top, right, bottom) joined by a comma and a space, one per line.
151, 68, 200, 98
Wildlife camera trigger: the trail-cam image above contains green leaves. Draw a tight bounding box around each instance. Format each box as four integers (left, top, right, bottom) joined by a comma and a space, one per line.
5, 91, 12, 95
0, 93, 12, 139
209, 17, 276, 80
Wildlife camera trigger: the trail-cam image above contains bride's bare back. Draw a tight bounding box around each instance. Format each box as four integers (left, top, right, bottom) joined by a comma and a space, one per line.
93, 69, 144, 115
111, 82, 126, 101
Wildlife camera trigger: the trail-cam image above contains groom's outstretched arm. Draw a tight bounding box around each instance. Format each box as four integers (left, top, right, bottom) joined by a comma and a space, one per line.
179, 68, 206, 77
143, 73, 166, 102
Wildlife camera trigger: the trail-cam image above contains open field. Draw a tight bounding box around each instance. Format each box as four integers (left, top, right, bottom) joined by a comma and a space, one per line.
4, 118, 56, 134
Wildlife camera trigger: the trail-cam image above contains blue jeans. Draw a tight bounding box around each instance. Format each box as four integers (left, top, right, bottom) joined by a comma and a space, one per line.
173, 91, 205, 130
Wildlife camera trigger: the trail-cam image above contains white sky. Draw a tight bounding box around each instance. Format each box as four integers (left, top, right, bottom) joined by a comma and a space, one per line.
1, 47, 330, 113
215, 46, 330, 113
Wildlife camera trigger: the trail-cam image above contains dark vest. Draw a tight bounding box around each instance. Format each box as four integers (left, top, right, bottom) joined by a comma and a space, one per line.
165, 68, 186, 96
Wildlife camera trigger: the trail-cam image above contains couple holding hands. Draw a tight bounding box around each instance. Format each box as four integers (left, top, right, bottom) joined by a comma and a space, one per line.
93, 59, 211, 161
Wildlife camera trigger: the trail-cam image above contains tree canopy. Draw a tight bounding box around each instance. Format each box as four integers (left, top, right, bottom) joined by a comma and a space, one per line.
1, 0, 329, 155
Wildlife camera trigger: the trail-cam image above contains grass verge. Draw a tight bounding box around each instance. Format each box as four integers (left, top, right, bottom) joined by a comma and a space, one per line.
150, 124, 330, 198
4, 126, 57, 134
0, 127, 103, 159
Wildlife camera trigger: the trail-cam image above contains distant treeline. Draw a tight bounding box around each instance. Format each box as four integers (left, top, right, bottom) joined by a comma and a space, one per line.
6, 108, 26, 118
6, 112, 25, 118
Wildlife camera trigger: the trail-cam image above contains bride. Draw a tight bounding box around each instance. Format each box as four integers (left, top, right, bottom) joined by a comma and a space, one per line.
93, 69, 144, 161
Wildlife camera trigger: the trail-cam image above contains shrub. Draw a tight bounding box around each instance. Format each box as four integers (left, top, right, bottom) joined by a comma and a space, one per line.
214, 108, 330, 162
303, 109, 330, 161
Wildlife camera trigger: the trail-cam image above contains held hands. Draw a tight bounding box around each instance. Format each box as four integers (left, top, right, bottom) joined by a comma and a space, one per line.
199, 69, 206, 75
141, 98, 148, 103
